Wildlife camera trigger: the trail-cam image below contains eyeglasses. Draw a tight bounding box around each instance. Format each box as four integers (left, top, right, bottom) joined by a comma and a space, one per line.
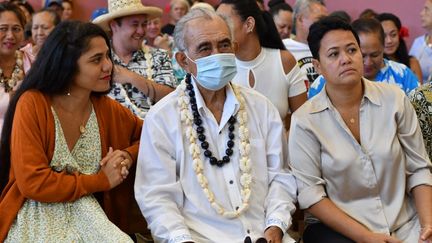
0, 26, 23, 34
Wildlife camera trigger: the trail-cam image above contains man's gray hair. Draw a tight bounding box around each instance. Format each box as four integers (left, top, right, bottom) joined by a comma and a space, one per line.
292, 0, 325, 34
293, 0, 325, 21
173, 7, 233, 52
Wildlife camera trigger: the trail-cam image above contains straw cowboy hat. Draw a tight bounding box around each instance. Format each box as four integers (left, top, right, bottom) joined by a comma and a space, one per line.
93, 0, 162, 30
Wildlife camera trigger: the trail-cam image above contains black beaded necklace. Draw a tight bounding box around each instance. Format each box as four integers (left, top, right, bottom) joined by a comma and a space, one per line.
185, 74, 236, 167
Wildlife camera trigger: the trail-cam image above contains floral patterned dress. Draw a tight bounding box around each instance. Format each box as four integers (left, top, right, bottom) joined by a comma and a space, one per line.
409, 82, 432, 160
5, 107, 133, 243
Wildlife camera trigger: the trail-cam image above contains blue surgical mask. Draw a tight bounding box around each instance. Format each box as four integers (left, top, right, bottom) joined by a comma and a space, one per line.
187, 53, 237, 91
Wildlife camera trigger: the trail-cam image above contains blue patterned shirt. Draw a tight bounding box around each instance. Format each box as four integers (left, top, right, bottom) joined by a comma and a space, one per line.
308, 59, 419, 98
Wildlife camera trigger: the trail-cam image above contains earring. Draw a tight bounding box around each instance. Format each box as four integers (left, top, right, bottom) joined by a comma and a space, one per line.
66, 88, 71, 96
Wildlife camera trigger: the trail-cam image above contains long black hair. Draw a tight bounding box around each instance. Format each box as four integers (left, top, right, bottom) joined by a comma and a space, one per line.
0, 21, 113, 193
219, 0, 286, 50
377, 13, 411, 68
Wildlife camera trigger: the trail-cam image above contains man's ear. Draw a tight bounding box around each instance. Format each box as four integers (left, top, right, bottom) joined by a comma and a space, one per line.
175, 51, 189, 72
297, 13, 303, 26
109, 20, 118, 32
312, 58, 322, 75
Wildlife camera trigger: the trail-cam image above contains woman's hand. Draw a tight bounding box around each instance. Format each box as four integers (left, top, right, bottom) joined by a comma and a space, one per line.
100, 147, 132, 188
113, 65, 141, 85
154, 34, 171, 51
419, 225, 432, 243
264, 226, 283, 243
359, 232, 401, 243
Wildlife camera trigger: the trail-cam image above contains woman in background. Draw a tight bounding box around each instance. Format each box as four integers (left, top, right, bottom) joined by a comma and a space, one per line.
410, 0, 432, 83
268, 0, 293, 40
0, 3, 28, 135
377, 12, 423, 83
162, 0, 189, 36
20, 9, 60, 72
217, 0, 307, 131
62, 0, 74, 20
146, 16, 173, 53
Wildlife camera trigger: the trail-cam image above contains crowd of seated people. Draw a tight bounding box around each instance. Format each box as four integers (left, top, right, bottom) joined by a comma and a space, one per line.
0, 0, 432, 243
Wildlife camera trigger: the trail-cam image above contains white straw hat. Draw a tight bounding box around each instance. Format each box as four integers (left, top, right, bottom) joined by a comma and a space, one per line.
92, 0, 162, 30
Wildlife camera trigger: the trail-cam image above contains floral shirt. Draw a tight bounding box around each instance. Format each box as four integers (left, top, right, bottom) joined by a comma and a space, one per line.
409, 82, 432, 160
110, 46, 176, 119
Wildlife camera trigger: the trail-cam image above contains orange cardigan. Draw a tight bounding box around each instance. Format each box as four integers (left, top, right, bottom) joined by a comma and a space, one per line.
0, 90, 144, 241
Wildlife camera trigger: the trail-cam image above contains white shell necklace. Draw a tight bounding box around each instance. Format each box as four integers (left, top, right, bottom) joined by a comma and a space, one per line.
178, 75, 252, 218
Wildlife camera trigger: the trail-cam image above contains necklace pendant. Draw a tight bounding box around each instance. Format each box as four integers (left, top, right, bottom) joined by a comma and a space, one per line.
79, 125, 86, 134
349, 118, 355, 124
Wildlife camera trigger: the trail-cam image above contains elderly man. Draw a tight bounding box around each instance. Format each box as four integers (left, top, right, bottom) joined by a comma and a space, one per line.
135, 8, 297, 243
308, 17, 419, 98
93, 0, 176, 119
284, 0, 327, 89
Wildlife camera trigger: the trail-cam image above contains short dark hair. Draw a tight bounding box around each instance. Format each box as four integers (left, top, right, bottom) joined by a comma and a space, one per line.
351, 17, 385, 46
114, 17, 123, 27
219, 0, 286, 50
0, 21, 113, 193
0, 2, 26, 28
359, 8, 378, 20
329, 10, 351, 24
12, 0, 35, 16
307, 15, 359, 60
268, 0, 293, 17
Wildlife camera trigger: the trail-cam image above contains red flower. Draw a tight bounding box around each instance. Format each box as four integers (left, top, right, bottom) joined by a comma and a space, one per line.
400, 26, 409, 38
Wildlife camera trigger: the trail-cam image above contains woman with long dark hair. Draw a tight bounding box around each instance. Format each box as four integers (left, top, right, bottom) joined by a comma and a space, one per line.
377, 12, 423, 83
217, 0, 307, 131
0, 21, 141, 242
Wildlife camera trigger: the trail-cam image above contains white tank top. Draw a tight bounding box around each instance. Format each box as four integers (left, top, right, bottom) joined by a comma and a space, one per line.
233, 47, 306, 119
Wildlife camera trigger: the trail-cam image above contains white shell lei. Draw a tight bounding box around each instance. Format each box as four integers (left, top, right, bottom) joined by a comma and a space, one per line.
178, 80, 252, 218
0, 51, 24, 93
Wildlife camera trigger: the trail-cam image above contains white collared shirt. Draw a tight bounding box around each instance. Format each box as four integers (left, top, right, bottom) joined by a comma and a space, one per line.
135, 79, 297, 243
289, 78, 432, 238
